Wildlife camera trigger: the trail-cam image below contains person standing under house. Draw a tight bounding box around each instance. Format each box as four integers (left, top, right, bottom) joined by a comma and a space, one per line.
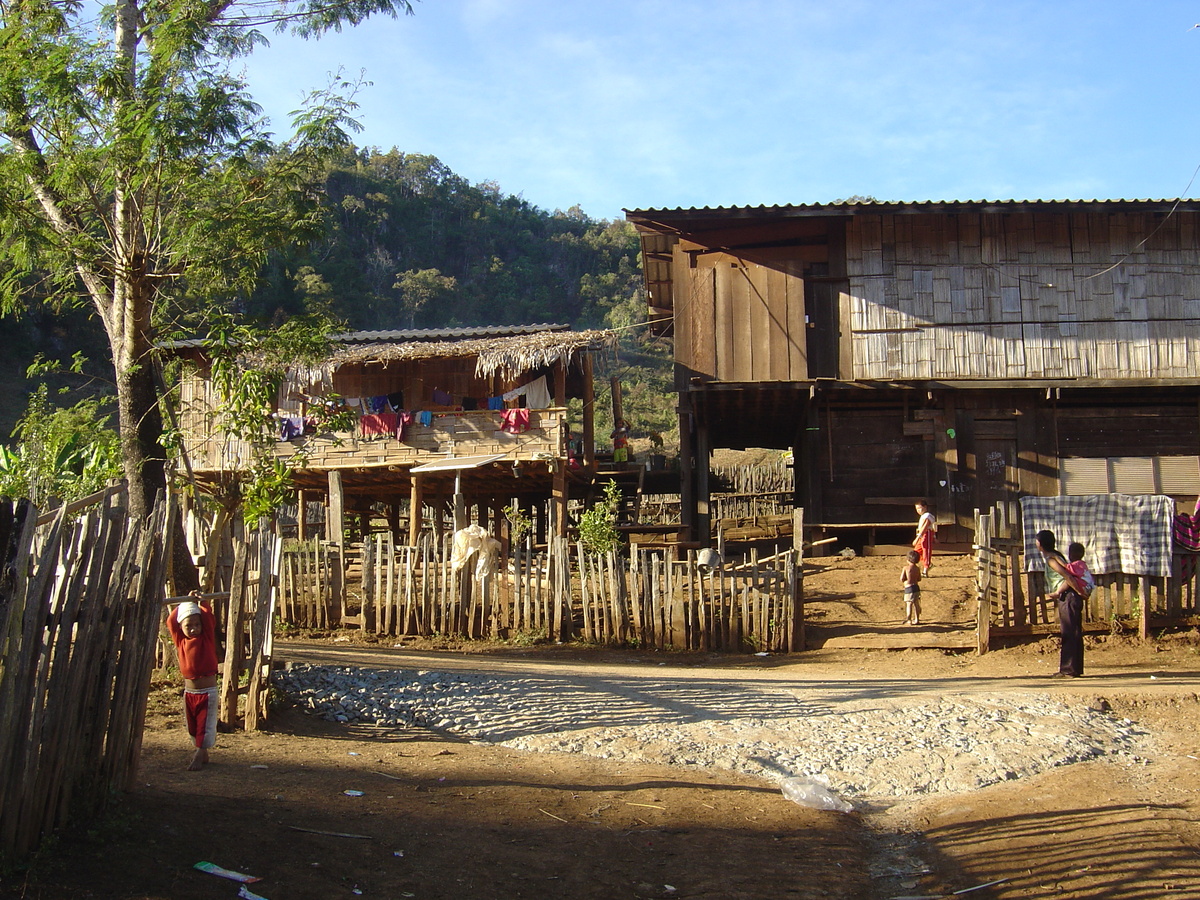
611, 419, 631, 465
1037, 530, 1088, 678
167, 592, 220, 769
912, 500, 936, 576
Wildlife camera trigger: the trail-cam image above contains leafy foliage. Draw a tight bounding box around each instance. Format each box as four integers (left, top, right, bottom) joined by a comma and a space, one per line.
578, 479, 623, 553
0, 384, 120, 507
0, 0, 415, 516
246, 150, 645, 331
198, 311, 348, 522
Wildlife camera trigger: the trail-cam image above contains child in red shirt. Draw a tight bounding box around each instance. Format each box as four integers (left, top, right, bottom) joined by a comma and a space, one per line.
166, 592, 219, 770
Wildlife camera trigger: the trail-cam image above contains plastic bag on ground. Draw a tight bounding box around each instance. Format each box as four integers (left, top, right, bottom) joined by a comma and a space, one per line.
780, 776, 853, 812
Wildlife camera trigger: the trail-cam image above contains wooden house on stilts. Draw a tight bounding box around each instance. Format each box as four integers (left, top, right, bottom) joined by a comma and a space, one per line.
626, 200, 1200, 548
173, 324, 614, 549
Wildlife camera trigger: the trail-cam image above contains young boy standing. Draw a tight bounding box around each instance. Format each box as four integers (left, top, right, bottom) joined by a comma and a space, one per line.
166, 592, 219, 770
901, 550, 922, 625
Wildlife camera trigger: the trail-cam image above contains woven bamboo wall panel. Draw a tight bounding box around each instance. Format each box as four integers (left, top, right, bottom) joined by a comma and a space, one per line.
845, 211, 1200, 380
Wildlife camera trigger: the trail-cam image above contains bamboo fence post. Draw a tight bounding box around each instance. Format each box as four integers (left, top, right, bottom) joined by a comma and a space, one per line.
218, 540, 249, 728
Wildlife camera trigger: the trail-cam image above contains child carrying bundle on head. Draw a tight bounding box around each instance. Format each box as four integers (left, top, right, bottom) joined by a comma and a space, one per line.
166, 591, 219, 770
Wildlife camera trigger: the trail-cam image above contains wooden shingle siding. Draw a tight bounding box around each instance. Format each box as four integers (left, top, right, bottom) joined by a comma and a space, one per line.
846, 210, 1200, 380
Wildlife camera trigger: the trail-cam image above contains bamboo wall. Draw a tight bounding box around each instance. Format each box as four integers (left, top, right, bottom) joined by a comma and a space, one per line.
847, 211, 1200, 381
179, 368, 565, 473
0, 494, 173, 861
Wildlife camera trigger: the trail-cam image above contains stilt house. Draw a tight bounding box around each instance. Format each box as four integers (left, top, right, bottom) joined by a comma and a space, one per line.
626, 200, 1200, 545
173, 324, 612, 544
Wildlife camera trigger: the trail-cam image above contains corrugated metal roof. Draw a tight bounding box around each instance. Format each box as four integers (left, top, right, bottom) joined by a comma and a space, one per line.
625, 198, 1200, 219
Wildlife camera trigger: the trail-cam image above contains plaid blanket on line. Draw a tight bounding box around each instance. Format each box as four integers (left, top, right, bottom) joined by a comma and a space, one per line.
1020, 494, 1176, 577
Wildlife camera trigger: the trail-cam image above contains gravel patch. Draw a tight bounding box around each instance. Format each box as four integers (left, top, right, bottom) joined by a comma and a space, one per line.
275, 662, 1153, 804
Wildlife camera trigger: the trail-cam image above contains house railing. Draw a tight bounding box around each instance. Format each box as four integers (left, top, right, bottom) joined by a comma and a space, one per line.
181, 407, 569, 472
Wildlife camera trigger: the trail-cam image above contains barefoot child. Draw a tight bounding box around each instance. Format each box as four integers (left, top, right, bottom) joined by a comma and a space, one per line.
912, 500, 936, 576
901, 550, 922, 625
166, 592, 219, 770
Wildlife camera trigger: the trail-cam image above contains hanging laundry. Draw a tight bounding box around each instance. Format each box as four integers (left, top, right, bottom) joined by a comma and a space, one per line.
368, 395, 389, 414
432, 388, 453, 406
487, 397, 504, 411
279, 416, 304, 440
396, 411, 414, 441
500, 408, 530, 434
501, 375, 551, 409
387, 391, 405, 411
360, 412, 399, 438
461, 397, 479, 411
417, 410, 433, 427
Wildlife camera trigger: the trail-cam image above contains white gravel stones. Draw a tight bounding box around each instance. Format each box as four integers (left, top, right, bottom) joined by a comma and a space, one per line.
274, 662, 1152, 802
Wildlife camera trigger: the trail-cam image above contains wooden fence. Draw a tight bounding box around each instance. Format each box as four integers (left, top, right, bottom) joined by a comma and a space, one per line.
975, 503, 1200, 652
0, 493, 174, 861
278, 533, 803, 652
217, 527, 282, 731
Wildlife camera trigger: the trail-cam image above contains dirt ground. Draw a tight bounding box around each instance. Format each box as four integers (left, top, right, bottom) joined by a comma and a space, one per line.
7, 552, 1200, 899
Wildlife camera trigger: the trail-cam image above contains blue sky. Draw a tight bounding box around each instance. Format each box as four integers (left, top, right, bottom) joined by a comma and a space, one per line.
241, 1, 1200, 222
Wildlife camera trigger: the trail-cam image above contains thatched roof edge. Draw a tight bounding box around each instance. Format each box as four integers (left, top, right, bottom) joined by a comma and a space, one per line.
306, 328, 616, 382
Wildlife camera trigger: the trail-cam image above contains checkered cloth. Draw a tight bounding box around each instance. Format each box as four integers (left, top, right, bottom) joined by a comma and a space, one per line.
1020, 494, 1176, 577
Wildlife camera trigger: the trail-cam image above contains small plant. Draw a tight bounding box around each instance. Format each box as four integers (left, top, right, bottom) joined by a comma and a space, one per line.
508, 627, 548, 647
504, 503, 533, 545
578, 479, 622, 553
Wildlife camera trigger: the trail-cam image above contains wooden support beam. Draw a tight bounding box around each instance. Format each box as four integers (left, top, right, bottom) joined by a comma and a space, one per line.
327, 470, 345, 612
552, 462, 569, 539
582, 353, 596, 470
409, 475, 423, 546
554, 358, 567, 408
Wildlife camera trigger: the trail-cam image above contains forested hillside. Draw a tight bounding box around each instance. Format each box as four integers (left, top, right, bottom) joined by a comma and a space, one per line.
245, 148, 646, 331
0, 148, 674, 446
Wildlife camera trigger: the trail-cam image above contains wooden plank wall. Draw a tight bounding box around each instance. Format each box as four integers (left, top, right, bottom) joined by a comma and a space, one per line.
179, 370, 565, 472
672, 245, 808, 383
846, 211, 1200, 381
815, 405, 929, 523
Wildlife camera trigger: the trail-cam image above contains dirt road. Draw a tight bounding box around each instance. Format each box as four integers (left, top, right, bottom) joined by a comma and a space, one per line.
7, 554, 1200, 899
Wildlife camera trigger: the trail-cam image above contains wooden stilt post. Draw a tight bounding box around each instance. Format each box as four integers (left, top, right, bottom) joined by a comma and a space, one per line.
582, 353, 596, 471
327, 470, 345, 617
409, 475, 424, 547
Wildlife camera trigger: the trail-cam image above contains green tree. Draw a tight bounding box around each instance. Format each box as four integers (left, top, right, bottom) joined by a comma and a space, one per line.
197, 311, 353, 525
394, 268, 457, 327
0, 0, 414, 520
